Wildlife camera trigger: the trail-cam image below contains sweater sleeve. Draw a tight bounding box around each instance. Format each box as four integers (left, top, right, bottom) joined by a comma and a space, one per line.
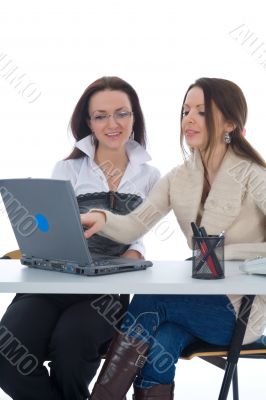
96, 170, 173, 244
224, 242, 266, 260
225, 164, 266, 260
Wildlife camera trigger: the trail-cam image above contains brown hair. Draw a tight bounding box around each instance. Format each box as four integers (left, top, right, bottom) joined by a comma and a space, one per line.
66, 76, 147, 159
180, 77, 266, 168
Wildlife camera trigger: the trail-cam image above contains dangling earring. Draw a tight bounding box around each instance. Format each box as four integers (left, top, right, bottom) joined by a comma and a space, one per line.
224, 132, 231, 144
90, 131, 97, 146
130, 130, 135, 141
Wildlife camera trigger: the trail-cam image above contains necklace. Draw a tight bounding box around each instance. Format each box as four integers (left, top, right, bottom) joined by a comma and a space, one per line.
94, 152, 128, 180
101, 167, 124, 178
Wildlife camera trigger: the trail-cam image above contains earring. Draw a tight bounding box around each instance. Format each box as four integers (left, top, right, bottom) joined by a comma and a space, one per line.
224, 132, 231, 144
90, 131, 97, 146
130, 130, 135, 141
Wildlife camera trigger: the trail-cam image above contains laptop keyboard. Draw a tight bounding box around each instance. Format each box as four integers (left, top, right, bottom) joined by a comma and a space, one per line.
93, 259, 113, 266
91, 254, 114, 262
92, 255, 135, 267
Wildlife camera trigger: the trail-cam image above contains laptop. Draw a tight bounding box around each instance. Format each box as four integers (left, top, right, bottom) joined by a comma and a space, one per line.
0, 178, 152, 276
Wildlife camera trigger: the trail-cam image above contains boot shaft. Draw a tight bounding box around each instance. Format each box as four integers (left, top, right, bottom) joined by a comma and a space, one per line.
91, 333, 149, 400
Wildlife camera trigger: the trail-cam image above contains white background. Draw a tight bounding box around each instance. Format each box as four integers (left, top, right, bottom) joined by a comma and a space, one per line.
0, 0, 266, 398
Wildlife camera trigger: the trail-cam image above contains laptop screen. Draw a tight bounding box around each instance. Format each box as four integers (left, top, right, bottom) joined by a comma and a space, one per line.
0, 179, 92, 266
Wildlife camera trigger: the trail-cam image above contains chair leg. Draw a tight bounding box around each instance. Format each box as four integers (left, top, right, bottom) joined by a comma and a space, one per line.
218, 295, 255, 400
218, 362, 236, 400
232, 366, 239, 400
218, 363, 239, 400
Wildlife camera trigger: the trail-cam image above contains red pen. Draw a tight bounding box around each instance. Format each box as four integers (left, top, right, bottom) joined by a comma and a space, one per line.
191, 222, 218, 277
198, 235, 218, 277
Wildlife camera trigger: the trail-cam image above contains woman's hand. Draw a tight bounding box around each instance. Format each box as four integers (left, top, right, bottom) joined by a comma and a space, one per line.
80, 211, 106, 238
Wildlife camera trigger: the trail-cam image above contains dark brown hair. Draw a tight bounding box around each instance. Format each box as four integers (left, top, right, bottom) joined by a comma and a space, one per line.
180, 77, 266, 167
66, 76, 147, 159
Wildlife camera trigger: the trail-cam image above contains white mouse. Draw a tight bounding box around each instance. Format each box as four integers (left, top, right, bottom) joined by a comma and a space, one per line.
239, 257, 266, 275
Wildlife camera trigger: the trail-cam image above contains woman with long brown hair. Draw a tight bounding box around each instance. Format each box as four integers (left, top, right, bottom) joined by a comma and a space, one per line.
81, 77, 266, 400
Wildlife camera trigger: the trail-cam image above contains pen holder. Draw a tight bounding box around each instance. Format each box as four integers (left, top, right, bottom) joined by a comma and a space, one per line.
192, 235, 224, 279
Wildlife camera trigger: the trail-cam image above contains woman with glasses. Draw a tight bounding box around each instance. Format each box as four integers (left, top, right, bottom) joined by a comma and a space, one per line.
80, 77, 266, 400
0, 76, 160, 400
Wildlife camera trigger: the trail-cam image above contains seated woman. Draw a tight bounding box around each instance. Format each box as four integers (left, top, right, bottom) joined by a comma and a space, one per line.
0, 76, 160, 400
81, 77, 266, 400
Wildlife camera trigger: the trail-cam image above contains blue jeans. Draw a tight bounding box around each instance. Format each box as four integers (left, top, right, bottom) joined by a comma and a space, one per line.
120, 295, 236, 388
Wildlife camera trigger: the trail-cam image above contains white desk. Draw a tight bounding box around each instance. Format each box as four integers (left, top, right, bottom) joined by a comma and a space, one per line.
0, 259, 266, 294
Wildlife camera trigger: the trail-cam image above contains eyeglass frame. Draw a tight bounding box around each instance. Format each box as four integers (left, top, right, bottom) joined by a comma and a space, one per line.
88, 110, 134, 123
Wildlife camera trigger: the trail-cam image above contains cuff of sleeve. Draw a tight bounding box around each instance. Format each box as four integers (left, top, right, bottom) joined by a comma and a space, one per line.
89, 208, 130, 244
224, 244, 254, 261
89, 208, 110, 220
90, 208, 121, 228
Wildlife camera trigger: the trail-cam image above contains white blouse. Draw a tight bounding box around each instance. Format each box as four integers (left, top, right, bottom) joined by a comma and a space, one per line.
51, 136, 160, 256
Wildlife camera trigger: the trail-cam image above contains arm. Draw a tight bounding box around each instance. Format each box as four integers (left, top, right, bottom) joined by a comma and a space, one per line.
51, 160, 78, 187
81, 170, 173, 243
225, 164, 266, 260
123, 239, 145, 259
121, 249, 144, 259
224, 242, 266, 260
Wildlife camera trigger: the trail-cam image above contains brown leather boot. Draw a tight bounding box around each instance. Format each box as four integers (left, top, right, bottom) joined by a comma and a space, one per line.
91, 333, 149, 400
133, 383, 175, 399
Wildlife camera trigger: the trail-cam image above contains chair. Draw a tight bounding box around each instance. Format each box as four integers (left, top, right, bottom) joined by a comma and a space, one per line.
1, 249, 21, 259
181, 295, 266, 400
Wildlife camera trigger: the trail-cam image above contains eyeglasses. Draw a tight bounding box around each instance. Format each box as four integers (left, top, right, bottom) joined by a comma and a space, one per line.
89, 111, 133, 124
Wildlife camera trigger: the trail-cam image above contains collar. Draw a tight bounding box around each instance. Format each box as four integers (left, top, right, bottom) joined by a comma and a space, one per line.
75, 136, 152, 165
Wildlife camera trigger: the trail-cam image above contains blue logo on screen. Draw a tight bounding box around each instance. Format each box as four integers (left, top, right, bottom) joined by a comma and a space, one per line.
35, 214, 49, 232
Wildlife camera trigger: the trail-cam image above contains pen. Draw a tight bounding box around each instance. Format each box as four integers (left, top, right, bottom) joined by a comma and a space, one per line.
199, 227, 224, 276
191, 222, 218, 277
196, 230, 224, 273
